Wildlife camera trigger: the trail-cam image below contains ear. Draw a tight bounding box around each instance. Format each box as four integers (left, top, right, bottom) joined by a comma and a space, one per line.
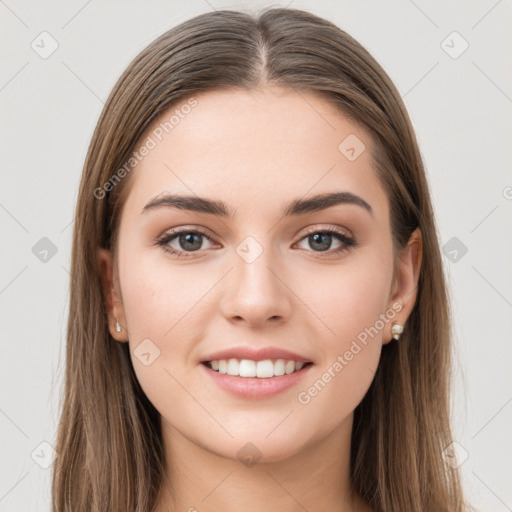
97, 248, 129, 342
384, 227, 422, 345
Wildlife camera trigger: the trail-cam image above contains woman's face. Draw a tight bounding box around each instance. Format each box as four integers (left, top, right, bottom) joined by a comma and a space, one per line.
99, 86, 416, 463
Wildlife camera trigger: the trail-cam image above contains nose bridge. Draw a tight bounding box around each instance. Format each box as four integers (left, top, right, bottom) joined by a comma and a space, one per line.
220, 233, 291, 324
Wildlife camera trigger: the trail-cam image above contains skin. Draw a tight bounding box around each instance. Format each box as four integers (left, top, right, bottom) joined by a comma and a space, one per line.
98, 85, 422, 512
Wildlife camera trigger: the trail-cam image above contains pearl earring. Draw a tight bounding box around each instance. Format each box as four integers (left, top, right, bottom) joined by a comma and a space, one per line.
115, 318, 122, 333
391, 323, 404, 340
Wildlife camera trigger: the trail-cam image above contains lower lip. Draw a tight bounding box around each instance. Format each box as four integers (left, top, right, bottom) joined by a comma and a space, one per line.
200, 362, 314, 400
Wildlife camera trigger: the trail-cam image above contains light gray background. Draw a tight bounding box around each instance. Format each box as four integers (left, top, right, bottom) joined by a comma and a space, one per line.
1, 1, 511, 511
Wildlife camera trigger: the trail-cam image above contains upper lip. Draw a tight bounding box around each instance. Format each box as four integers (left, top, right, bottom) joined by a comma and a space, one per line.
201, 346, 312, 363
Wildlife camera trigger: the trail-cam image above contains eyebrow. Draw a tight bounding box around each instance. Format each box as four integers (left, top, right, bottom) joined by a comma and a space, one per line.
141, 191, 373, 218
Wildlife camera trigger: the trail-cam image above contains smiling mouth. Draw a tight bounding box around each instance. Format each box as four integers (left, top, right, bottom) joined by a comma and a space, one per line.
202, 359, 314, 378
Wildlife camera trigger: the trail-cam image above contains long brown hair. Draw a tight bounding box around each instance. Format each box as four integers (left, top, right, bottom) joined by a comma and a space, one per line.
52, 7, 470, 511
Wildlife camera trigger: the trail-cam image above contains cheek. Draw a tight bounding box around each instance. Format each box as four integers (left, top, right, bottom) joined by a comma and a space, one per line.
295, 249, 392, 353
117, 246, 224, 403
332, 269, 390, 345
293, 251, 391, 411
294, 287, 386, 431
117, 254, 207, 418
118, 246, 210, 340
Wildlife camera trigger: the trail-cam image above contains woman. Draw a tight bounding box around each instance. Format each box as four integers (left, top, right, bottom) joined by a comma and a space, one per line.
52, 7, 471, 512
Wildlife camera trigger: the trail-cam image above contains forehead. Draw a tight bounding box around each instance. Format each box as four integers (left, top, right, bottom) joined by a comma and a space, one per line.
121, 86, 388, 220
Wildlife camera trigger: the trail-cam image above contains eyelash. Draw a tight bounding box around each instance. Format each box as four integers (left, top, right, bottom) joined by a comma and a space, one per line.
155, 226, 358, 259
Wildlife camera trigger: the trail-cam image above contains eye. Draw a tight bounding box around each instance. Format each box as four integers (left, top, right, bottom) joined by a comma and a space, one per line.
156, 228, 216, 258
155, 226, 358, 259
295, 227, 357, 256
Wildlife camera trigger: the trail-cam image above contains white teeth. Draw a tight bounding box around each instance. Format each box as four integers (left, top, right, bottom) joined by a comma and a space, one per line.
206, 358, 309, 378
227, 358, 238, 376
239, 359, 257, 377
274, 359, 285, 376
285, 360, 296, 374
256, 360, 274, 378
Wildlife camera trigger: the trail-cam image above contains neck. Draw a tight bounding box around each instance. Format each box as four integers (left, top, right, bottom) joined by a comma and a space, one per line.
153, 412, 371, 512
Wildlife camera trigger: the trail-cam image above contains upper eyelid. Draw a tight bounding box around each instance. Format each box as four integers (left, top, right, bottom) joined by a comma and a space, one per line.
159, 226, 216, 242
159, 224, 352, 239
300, 224, 352, 238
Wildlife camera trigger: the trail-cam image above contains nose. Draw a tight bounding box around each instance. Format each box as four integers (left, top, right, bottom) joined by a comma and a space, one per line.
219, 240, 293, 328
